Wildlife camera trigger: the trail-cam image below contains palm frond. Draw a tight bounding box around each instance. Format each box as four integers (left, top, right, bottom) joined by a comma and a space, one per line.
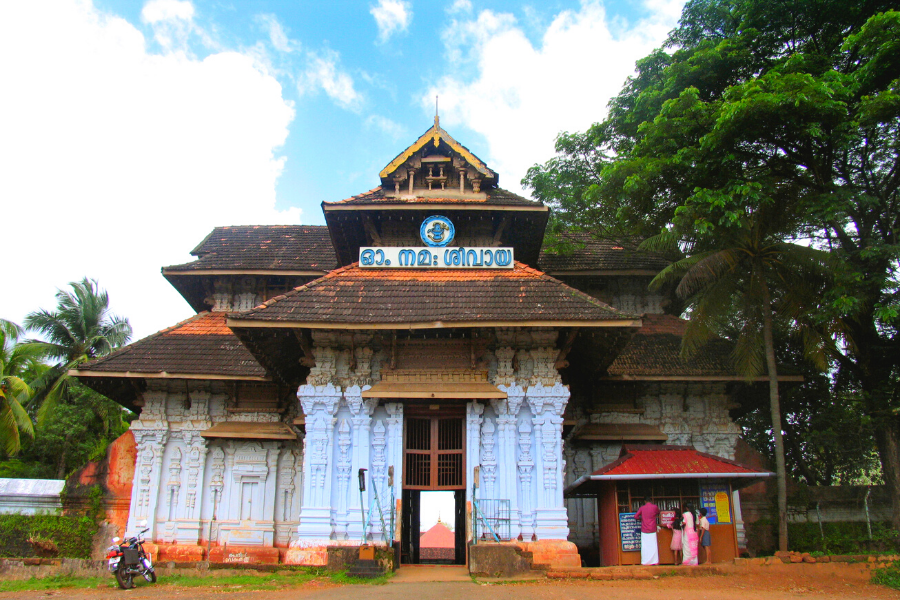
0, 401, 22, 456
676, 249, 743, 299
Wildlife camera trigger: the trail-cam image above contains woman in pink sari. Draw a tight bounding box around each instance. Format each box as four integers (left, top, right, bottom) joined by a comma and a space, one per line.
681, 502, 700, 566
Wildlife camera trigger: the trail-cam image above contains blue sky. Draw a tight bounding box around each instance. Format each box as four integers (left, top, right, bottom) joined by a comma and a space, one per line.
1, 0, 684, 339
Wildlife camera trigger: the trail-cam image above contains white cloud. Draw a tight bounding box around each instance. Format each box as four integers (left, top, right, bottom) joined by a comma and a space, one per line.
256, 14, 295, 53
141, 0, 195, 52
426, 0, 685, 194
299, 50, 363, 111
370, 0, 412, 43
365, 115, 407, 140
447, 0, 472, 15
0, 0, 299, 340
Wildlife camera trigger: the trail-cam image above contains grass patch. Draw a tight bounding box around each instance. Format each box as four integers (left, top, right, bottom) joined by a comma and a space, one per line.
0, 567, 392, 593
162, 571, 319, 590
872, 562, 900, 590
328, 569, 393, 585
0, 575, 109, 592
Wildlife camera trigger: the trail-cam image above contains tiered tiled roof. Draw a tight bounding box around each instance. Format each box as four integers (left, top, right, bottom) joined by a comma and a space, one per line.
229, 262, 638, 326
324, 186, 542, 207
604, 314, 739, 379
604, 314, 802, 380
538, 232, 671, 272
164, 225, 338, 272
73, 313, 268, 379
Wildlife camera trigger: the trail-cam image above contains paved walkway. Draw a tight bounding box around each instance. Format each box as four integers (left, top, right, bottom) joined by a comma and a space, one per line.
390, 565, 471, 583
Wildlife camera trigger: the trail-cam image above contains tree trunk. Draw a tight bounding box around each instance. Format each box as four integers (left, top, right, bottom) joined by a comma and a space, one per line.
759, 274, 789, 552
873, 417, 900, 531
56, 433, 70, 479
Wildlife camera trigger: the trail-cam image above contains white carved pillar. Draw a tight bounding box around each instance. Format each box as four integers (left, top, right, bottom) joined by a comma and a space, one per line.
334, 418, 352, 538
346, 386, 376, 540
527, 382, 570, 540
495, 384, 525, 538
369, 419, 388, 541
296, 383, 342, 540
384, 402, 403, 543
208, 445, 226, 545
466, 402, 484, 503
480, 418, 497, 499
516, 419, 534, 539
163, 446, 183, 542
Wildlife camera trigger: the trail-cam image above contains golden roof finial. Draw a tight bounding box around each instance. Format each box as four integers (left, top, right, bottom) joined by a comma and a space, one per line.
435, 95, 439, 128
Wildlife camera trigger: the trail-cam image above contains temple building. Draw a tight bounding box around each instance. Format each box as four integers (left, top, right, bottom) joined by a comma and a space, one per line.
72, 118, 778, 568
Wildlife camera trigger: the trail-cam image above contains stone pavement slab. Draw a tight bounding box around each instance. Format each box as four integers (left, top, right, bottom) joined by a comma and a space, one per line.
390, 565, 472, 583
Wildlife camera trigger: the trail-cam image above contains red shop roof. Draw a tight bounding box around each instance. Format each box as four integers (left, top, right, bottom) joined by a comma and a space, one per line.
564, 445, 773, 498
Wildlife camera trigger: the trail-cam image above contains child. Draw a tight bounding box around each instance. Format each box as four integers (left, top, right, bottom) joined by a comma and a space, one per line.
698, 508, 711, 564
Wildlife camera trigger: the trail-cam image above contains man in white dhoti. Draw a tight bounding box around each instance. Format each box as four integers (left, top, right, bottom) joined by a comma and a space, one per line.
634, 496, 660, 565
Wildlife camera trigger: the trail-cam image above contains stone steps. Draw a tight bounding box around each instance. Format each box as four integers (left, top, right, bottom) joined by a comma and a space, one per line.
347, 559, 385, 579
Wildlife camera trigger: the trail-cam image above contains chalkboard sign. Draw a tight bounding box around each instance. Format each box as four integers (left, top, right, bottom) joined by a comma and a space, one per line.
700, 483, 731, 525
619, 512, 641, 552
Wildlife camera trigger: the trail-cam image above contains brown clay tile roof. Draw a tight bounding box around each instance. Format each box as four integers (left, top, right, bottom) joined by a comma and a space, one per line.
231, 262, 636, 325
74, 313, 268, 379
324, 186, 542, 207
164, 225, 338, 272
538, 232, 671, 272
606, 314, 736, 378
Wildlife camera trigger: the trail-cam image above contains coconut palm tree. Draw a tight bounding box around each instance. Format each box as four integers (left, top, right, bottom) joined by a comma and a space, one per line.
643, 193, 830, 552
0, 319, 40, 455
25, 278, 132, 422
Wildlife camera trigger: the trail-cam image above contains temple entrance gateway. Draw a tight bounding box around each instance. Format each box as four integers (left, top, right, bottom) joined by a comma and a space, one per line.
401, 406, 466, 565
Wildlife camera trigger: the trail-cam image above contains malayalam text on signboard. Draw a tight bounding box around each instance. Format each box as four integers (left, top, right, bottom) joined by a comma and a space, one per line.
700, 483, 731, 524
619, 512, 641, 552
358, 247, 514, 269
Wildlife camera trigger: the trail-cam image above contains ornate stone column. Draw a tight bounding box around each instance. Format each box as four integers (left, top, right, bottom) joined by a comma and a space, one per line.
480, 418, 497, 499
527, 382, 570, 540
296, 383, 342, 540
127, 389, 169, 538
516, 419, 534, 539
384, 402, 403, 543
495, 384, 525, 537
346, 386, 377, 540
466, 402, 484, 502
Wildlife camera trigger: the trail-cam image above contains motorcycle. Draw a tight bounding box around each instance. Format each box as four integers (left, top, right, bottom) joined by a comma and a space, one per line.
106, 521, 156, 589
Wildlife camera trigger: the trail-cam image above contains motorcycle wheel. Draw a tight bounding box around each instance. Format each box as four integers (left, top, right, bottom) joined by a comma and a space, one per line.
115, 566, 134, 589
143, 569, 157, 583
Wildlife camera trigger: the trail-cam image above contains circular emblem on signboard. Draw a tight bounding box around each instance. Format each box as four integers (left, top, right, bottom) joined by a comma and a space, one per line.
420, 215, 455, 247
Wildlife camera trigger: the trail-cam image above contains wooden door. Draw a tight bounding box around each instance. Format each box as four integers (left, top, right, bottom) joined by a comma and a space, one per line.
403, 412, 465, 490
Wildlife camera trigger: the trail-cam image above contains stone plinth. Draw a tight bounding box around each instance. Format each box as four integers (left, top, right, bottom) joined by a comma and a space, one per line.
208, 545, 280, 564
516, 540, 581, 569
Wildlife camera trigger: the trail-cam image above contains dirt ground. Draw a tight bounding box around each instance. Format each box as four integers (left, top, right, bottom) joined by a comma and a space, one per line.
1, 563, 897, 600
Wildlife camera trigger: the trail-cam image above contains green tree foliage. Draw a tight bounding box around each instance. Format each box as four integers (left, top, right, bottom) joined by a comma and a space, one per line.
0, 320, 40, 455
524, 0, 900, 536
25, 278, 131, 422
0, 278, 134, 478
736, 332, 880, 486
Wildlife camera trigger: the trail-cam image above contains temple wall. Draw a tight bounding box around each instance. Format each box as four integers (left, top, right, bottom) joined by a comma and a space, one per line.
557, 275, 668, 315
126, 381, 303, 548
563, 382, 742, 558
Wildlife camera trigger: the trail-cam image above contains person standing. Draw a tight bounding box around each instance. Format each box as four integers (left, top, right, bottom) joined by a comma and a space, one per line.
681, 502, 699, 565
634, 496, 660, 565
698, 507, 712, 564
667, 507, 684, 565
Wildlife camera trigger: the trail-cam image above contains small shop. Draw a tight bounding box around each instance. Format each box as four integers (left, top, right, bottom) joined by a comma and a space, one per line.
565, 445, 772, 566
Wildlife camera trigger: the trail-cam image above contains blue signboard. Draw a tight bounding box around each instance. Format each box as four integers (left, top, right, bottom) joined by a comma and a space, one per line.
618, 512, 641, 552
699, 483, 732, 525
